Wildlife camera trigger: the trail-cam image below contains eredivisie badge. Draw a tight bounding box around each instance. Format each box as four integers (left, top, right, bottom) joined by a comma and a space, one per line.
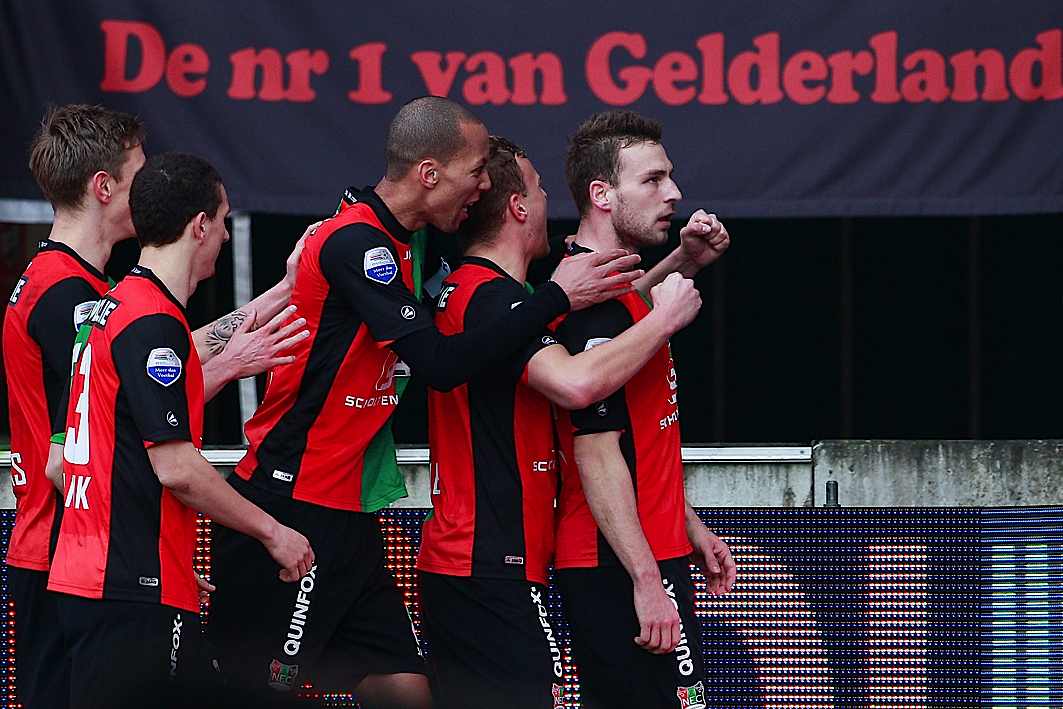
364, 246, 398, 285
677, 681, 706, 709
146, 347, 183, 387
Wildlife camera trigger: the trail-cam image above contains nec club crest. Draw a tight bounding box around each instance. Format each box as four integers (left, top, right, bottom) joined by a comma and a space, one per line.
268, 658, 299, 690
677, 681, 706, 709
146, 347, 183, 387
364, 246, 398, 285
551, 683, 564, 706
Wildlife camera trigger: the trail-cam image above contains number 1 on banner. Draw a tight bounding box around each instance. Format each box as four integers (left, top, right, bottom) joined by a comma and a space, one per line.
65, 344, 92, 465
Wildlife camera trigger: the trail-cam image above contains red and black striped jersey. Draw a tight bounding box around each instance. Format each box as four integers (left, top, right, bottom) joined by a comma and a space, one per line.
47, 266, 203, 612
237, 189, 433, 512
417, 258, 560, 584
3, 240, 110, 571
552, 247, 691, 569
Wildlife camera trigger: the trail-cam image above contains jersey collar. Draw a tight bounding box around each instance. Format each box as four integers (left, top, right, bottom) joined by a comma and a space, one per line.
126, 265, 187, 317
460, 255, 520, 283
37, 239, 109, 283
566, 242, 594, 256
343, 186, 414, 244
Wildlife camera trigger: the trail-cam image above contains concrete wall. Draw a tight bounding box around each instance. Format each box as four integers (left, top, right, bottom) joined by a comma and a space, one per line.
4, 441, 1060, 510
814, 440, 1063, 506
390, 461, 816, 508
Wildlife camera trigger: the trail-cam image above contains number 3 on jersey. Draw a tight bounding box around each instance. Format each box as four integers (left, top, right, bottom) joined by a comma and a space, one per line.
64, 343, 92, 465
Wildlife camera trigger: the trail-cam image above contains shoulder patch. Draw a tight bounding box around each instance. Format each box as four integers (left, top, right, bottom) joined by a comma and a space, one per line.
87, 295, 121, 329
146, 347, 183, 387
9, 276, 27, 305
73, 300, 97, 331
364, 246, 398, 285
584, 337, 612, 351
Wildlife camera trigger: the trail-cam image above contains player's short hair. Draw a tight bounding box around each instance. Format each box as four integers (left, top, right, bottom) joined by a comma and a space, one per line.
565, 110, 662, 216
459, 136, 528, 251
28, 104, 145, 210
130, 152, 224, 248
385, 96, 481, 179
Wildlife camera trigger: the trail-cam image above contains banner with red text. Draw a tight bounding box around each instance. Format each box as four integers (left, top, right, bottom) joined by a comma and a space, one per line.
1, 0, 1061, 218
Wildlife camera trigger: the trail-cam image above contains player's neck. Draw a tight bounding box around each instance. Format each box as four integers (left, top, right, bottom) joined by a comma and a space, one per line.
374, 177, 428, 232
137, 246, 196, 307
47, 209, 119, 273
466, 235, 528, 284
572, 214, 631, 255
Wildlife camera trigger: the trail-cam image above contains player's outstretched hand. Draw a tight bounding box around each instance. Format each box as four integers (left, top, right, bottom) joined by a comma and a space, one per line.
689, 526, 736, 596
222, 305, 311, 379
650, 273, 702, 335
265, 523, 315, 583
550, 248, 644, 311
632, 577, 681, 654
284, 220, 323, 289
679, 210, 730, 270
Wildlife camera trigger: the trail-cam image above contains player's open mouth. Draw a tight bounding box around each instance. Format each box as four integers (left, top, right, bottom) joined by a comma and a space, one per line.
459, 199, 478, 221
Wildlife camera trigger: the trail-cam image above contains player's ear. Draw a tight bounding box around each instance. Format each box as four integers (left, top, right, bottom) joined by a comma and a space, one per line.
589, 180, 612, 212
190, 212, 208, 243
90, 171, 113, 205
509, 193, 528, 223
418, 160, 439, 189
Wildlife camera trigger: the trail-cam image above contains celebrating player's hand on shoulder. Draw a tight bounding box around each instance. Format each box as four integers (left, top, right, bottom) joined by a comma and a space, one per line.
649, 272, 703, 334
283, 220, 322, 289
679, 209, 730, 269
550, 248, 645, 310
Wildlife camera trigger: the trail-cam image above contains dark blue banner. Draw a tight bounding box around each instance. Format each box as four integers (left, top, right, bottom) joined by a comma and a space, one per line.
2, 1, 1061, 217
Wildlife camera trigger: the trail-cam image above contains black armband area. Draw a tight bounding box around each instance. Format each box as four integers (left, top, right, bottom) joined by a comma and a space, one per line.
392, 281, 569, 391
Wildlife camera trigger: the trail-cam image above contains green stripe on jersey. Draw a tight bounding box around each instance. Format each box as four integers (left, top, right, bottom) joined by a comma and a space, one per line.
358, 229, 427, 512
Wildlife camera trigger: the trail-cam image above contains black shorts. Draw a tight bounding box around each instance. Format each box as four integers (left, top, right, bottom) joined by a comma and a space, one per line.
419, 572, 564, 709
556, 557, 706, 709
56, 594, 206, 709
208, 475, 424, 701
10, 566, 69, 709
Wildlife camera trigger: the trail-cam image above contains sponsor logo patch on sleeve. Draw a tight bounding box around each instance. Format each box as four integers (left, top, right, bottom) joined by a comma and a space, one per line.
584, 337, 612, 351
9, 276, 27, 305
73, 300, 97, 331
363, 246, 398, 285
146, 347, 183, 387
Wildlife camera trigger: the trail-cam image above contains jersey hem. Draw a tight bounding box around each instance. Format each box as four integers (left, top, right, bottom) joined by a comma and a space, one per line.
554, 542, 694, 570
46, 581, 199, 613
416, 561, 548, 586
4, 554, 50, 572
288, 485, 407, 513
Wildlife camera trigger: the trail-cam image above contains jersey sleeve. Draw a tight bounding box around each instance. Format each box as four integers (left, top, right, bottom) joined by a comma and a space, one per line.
28, 278, 102, 438
553, 300, 633, 435
320, 224, 434, 344
111, 314, 195, 445
462, 279, 559, 381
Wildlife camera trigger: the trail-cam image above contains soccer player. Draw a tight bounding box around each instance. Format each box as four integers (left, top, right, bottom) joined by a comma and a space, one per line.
208, 96, 640, 708
46, 151, 315, 709
3, 104, 308, 709
416, 135, 704, 709
552, 111, 738, 709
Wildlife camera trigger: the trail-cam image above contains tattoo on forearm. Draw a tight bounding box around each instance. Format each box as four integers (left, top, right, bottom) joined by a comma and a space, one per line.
205, 309, 248, 355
